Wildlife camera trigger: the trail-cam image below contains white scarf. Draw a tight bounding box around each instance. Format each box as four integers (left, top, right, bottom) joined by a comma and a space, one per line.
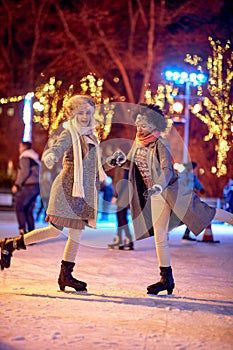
20, 149, 40, 164
65, 118, 107, 198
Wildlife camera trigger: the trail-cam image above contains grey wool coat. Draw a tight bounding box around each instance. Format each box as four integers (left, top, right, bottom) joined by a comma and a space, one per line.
124, 137, 216, 240
43, 129, 100, 229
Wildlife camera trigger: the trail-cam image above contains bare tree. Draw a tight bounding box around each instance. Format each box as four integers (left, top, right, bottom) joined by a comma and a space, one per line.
0, 0, 226, 100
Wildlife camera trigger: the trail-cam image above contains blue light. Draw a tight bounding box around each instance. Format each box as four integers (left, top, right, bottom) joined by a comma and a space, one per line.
173, 72, 180, 82
164, 70, 207, 86
197, 73, 206, 84
189, 73, 197, 83
165, 71, 173, 80
180, 72, 188, 81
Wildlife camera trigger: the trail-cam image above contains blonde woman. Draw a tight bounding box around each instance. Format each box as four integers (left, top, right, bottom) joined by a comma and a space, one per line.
1, 95, 107, 292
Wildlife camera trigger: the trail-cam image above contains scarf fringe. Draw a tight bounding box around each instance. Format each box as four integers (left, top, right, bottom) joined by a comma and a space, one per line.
72, 181, 85, 198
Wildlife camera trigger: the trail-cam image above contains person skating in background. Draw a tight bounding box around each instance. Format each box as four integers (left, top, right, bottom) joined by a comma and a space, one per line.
0, 95, 107, 293
224, 180, 233, 214
108, 169, 134, 250
12, 141, 40, 235
99, 176, 114, 221
36, 170, 52, 222
179, 161, 205, 241
109, 103, 233, 296
223, 179, 233, 214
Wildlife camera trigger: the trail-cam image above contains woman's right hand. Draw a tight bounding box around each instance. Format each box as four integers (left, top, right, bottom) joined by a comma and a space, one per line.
112, 151, 126, 166
42, 153, 58, 169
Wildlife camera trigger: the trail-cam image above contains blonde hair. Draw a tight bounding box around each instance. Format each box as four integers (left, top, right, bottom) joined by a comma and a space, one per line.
64, 95, 95, 120
65, 95, 96, 157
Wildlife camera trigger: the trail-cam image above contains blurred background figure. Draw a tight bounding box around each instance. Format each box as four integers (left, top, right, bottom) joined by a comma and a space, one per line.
108, 169, 134, 250
223, 179, 233, 214
179, 161, 205, 241
12, 141, 40, 235
36, 170, 52, 222
99, 176, 114, 221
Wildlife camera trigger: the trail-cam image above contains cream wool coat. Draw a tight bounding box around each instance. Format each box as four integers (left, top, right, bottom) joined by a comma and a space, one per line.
124, 137, 216, 239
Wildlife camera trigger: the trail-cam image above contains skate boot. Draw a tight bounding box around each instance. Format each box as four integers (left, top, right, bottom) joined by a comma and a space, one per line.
108, 235, 123, 249
182, 235, 196, 241
58, 260, 87, 292
147, 266, 175, 295
182, 228, 196, 241
119, 237, 134, 250
0, 235, 26, 270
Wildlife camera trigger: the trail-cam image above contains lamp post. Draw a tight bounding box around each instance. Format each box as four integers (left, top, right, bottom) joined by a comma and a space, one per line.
164, 70, 207, 164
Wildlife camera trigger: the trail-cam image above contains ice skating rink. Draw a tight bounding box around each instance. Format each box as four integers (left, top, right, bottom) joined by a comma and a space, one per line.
0, 211, 233, 350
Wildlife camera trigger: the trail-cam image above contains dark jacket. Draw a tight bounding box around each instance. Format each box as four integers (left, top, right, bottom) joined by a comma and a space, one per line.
15, 149, 40, 188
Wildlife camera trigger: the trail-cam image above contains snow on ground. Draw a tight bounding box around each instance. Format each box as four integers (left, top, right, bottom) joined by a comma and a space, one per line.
0, 211, 233, 350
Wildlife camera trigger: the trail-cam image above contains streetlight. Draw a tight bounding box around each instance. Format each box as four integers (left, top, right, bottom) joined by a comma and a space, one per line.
164, 70, 207, 164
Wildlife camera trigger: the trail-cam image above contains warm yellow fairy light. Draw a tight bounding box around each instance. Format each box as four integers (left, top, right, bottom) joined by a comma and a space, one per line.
32, 73, 114, 140
144, 83, 179, 135
33, 76, 68, 134
187, 37, 233, 177
0, 95, 24, 104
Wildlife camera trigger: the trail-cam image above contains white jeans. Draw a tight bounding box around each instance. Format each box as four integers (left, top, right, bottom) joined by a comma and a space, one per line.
151, 194, 171, 267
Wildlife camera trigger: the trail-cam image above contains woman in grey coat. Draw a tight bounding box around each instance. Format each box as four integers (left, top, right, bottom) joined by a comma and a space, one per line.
0, 95, 107, 292
111, 104, 233, 295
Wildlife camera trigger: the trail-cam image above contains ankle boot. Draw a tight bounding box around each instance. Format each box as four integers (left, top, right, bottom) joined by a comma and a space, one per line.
0, 235, 26, 270
58, 260, 87, 292
147, 266, 175, 295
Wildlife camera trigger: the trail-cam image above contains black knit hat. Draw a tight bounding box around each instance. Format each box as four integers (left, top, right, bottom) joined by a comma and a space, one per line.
133, 103, 167, 132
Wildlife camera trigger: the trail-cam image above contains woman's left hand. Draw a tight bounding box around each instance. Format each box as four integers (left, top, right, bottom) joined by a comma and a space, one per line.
143, 184, 162, 199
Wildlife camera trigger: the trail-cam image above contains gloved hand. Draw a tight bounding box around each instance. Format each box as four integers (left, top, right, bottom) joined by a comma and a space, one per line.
143, 184, 162, 200
42, 152, 58, 169
112, 151, 126, 166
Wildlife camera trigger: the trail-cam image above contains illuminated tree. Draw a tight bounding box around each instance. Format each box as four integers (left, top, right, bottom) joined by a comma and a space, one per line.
185, 37, 233, 177
0, 0, 225, 100
33, 74, 114, 141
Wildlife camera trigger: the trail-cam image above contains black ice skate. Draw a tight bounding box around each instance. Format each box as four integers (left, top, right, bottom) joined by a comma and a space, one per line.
119, 238, 134, 250
147, 266, 175, 295
0, 235, 26, 270
58, 260, 87, 292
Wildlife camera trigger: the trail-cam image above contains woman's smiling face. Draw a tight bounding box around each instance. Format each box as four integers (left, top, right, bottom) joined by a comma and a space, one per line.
76, 103, 95, 127
135, 115, 155, 137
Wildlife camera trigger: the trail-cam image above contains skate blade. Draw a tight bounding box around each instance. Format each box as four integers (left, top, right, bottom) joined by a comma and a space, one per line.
147, 292, 174, 297
57, 289, 87, 295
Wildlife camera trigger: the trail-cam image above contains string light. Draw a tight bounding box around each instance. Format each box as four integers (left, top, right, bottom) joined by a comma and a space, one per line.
144, 83, 179, 135
0, 95, 24, 104
0, 73, 114, 141
80, 73, 115, 141
186, 37, 233, 177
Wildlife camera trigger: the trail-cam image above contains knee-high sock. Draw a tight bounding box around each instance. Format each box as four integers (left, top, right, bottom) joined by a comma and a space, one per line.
62, 228, 82, 263
24, 225, 61, 246
213, 208, 233, 225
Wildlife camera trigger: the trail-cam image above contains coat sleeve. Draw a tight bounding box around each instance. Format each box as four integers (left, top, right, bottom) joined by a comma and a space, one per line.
15, 157, 31, 187
43, 129, 72, 160
155, 139, 175, 191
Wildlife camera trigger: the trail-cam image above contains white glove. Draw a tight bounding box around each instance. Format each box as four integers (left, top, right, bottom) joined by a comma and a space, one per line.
42, 153, 58, 169
143, 184, 163, 199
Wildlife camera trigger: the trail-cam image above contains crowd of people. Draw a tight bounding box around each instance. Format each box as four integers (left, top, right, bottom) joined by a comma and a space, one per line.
1, 96, 233, 296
